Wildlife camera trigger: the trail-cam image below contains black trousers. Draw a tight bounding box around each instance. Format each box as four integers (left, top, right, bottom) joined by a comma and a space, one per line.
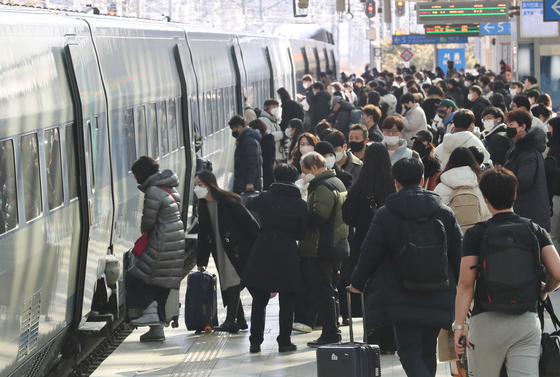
126, 274, 170, 322
294, 257, 317, 328
249, 288, 296, 346
309, 256, 343, 338
393, 323, 440, 377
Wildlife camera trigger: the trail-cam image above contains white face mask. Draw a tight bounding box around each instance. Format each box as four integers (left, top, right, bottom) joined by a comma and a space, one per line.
285, 128, 292, 138
194, 185, 208, 199
510, 88, 518, 97
302, 172, 315, 183
335, 151, 344, 162
384, 135, 400, 146
464, 81, 472, 88
270, 107, 279, 117
483, 119, 496, 132
467, 93, 474, 102
303, 82, 310, 89
325, 156, 336, 169
299, 145, 314, 155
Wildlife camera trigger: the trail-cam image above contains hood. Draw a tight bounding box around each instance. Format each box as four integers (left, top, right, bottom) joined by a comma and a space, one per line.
380, 93, 397, 107
309, 169, 336, 190
336, 100, 355, 112
269, 181, 301, 197
527, 83, 541, 92
316, 89, 332, 101
259, 111, 276, 123
439, 166, 479, 189
139, 169, 179, 192
515, 126, 547, 154
238, 127, 262, 143
474, 96, 491, 106
385, 186, 444, 220
441, 131, 478, 153
484, 123, 507, 137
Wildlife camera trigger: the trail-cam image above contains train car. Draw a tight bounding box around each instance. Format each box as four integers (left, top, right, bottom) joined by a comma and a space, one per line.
0, 5, 337, 377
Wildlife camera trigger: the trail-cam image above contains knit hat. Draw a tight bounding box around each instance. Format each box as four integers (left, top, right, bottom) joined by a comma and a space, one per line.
314, 141, 336, 156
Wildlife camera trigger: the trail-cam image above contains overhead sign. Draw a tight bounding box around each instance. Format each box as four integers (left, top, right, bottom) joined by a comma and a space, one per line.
544, 0, 560, 21
521, 1, 559, 38
438, 48, 465, 75
401, 48, 414, 62
392, 35, 469, 45
480, 22, 511, 35
293, 0, 309, 17
424, 24, 481, 37
417, 1, 509, 25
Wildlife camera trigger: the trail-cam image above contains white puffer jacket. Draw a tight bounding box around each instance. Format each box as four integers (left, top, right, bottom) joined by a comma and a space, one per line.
434, 166, 491, 222
434, 131, 491, 168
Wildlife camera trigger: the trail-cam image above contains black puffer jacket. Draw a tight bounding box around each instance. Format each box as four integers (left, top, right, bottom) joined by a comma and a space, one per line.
504, 127, 551, 231
280, 100, 305, 131
332, 101, 356, 138
483, 124, 511, 166
351, 187, 462, 330
308, 89, 332, 127
233, 128, 263, 194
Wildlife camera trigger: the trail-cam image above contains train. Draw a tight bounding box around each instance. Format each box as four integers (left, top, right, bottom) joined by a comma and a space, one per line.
0, 4, 337, 377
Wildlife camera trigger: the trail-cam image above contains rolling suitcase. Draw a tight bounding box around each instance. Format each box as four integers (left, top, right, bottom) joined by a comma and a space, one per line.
185, 270, 218, 333
316, 287, 381, 377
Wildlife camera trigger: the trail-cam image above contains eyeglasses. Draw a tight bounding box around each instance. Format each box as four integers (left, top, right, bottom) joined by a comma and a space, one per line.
383, 129, 401, 136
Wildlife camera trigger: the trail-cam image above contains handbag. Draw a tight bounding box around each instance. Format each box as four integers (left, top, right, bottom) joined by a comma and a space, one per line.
131, 186, 178, 258
539, 297, 560, 376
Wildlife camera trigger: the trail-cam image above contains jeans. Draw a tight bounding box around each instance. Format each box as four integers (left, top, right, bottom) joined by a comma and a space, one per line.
126, 274, 170, 322
309, 257, 343, 338
393, 323, 441, 377
249, 288, 295, 346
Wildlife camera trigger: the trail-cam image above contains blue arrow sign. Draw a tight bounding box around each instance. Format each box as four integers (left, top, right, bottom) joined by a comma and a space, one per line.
392, 35, 468, 45
480, 22, 512, 35
544, 0, 560, 21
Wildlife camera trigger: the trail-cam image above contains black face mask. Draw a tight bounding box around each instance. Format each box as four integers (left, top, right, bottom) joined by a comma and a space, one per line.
348, 141, 365, 153
412, 141, 428, 156
506, 127, 518, 139
232, 130, 240, 139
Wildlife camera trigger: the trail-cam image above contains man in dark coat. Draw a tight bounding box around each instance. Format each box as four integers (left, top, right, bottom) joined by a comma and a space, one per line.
504, 109, 551, 231
242, 164, 308, 353
481, 107, 511, 166
446, 79, 464, 109
362, 104, 384, 143
307, 82, 332, 128
354, 77, 367, 107
229, 115, 263, 194
468, 85, 491, 130
330, 96, 355, 138
350, 158, 462, 376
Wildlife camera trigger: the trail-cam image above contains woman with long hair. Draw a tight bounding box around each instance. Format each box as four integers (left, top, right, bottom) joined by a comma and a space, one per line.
195, 170, 260, 333
290, 132, 319, 173
341, 143, 397, 353
410, 130, 442, 190
285, 118, 304, 161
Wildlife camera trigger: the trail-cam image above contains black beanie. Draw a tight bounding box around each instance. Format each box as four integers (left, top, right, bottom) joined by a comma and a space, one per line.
314, 141, 336, 156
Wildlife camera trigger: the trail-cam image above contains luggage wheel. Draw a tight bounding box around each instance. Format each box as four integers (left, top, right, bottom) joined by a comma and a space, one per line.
204, 326, 212, 334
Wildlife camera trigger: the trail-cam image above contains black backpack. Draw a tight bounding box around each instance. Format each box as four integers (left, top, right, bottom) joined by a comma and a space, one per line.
477, 220, 541, 314
396, 216, 449, 291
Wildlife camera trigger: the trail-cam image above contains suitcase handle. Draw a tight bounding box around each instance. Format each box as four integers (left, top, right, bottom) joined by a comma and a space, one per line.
346, 287, 367, 343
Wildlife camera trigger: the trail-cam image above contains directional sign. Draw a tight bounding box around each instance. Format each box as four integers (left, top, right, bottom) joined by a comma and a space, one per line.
438, 48, 465, 75
401, 48, 414, 62
392, 35, 468, 45
424, 24, 481, 37
544, 0, 560, 21
417, 1, 509, 25
480, 22, 512, 35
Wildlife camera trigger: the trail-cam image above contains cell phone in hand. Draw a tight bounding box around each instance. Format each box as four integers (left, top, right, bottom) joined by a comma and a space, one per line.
459, 335, 466, 363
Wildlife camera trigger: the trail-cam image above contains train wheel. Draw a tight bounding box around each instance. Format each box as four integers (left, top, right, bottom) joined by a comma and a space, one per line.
204, 326, 212, 334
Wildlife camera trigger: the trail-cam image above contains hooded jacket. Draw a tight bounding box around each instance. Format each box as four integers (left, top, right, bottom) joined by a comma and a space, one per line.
401, 103, 428, 146
434, 166, 492, 222
308, 89, 332, 127
385, 139, 421, 166
379, 93, 397, 117
351, 187, 462, 329
129, 170, 185, 290
470, 96, 491, 130
483, 124, 511, 166
434, 131, 491, 168
259, 111, 285, 161
233, 127, 263, 194
504, 127, 551, 231
332, 100, 356, 137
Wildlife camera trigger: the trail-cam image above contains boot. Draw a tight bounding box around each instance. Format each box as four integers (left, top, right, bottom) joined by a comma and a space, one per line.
130, 301, 160, 327
140, 324, 165, 342
214, 287, 240, 334
236, 300, 248, 331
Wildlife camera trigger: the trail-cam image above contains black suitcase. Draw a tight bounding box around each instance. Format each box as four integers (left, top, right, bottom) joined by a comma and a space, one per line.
185, 270, 218, 333
316, 288, 381, 377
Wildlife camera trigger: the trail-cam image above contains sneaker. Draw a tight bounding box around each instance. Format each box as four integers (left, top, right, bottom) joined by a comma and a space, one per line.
139, 325, 165, 342
307, 334, 342, 348
278, 343, 297, 352
292, 323, 313, 333
249, 344, 261, 353
130, 301, 160, 327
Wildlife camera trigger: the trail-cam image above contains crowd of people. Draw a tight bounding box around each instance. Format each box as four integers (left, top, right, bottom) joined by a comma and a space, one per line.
129, 61, 560, 377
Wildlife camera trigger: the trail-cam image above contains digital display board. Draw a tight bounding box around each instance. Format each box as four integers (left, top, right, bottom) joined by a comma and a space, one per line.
424, 24, 481, 37
417, 1, 509, 24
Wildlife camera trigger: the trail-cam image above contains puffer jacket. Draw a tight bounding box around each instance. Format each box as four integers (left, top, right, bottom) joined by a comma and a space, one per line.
260, 112, 285, 161
434, 166, 492, 222
401, 103, 428, 146
129, 170, 185, 290
434, 131, 491, 168
384, 140, 421, 166
380, 93, 397, 116
233, 127, 263, 194
308, 89, 332, 127
332, 101, 355, 137
299, 170, 349, 259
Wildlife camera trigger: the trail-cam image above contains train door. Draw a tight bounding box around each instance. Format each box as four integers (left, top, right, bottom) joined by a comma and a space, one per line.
323, 48, 330, 73
287, 47, 297, 98
264, 46, 275, 98
64, 42, 114, 323
313, 47, 321, 78
330, 51, 338, 81
302, 47, 310, 75
230, 46, 244, 115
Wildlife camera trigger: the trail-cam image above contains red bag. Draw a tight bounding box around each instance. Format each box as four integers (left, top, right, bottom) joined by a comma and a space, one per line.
132, 232, 149, 257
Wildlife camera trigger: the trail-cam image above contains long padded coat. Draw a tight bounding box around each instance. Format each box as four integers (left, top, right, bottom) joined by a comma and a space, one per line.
128, 170, 185, 290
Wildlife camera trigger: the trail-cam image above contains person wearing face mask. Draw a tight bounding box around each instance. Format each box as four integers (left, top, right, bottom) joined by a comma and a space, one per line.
315, 141, 353, 189
298, 152, 350, 348
436, 99, 458, 136
325, 130, 363, 182
290, 132, 318, 174
397, 93, 428, 147
503, 109, 550, 231
362, 104, 384, 143
347, 124, 369, 160
511, 95, 548, 135
434, 109, 491, 168
411, 130, 442, 191
297, 75, 314, 130
195, 170, 260, 334
468, 85, 491, 131
381, 116, 421, 166
259, 99, 285, 162
286, 118, 304, 161
128, 156, 185, 342
228, 115, 263, 194
481, 107, 510, 166
509, 81, 524, 99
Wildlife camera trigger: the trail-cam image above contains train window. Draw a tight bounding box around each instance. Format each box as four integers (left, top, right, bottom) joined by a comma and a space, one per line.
0, 139, 18, 233
216, 89, 223, 133
213, 90, 219, 133
94, 116, 99, 130
87, 120, 95, 192
148, 103, 159, 159
160, 101, 169, 156
177, 97, 184, 148
229, 86, 235, 119
190, 95, 201, 149
20, 133, 42, 222
137, 105, 148, 157
44, 128, 63, 210
65, 124, 79, 200
205, 92, 212, 135
124, 108, 136, 171
168, 98, 178, 151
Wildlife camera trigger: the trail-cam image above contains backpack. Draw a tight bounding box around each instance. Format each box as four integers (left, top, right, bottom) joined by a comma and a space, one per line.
477, 220, 541, 314
446, 187, 483, 234
253, 107, 262, 118
397, 216, 449, 291
350, 108, 362, 124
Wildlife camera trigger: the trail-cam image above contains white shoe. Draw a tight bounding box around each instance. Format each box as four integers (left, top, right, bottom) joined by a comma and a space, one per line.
292, 323, 313, 333
130, 301, 160, 327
